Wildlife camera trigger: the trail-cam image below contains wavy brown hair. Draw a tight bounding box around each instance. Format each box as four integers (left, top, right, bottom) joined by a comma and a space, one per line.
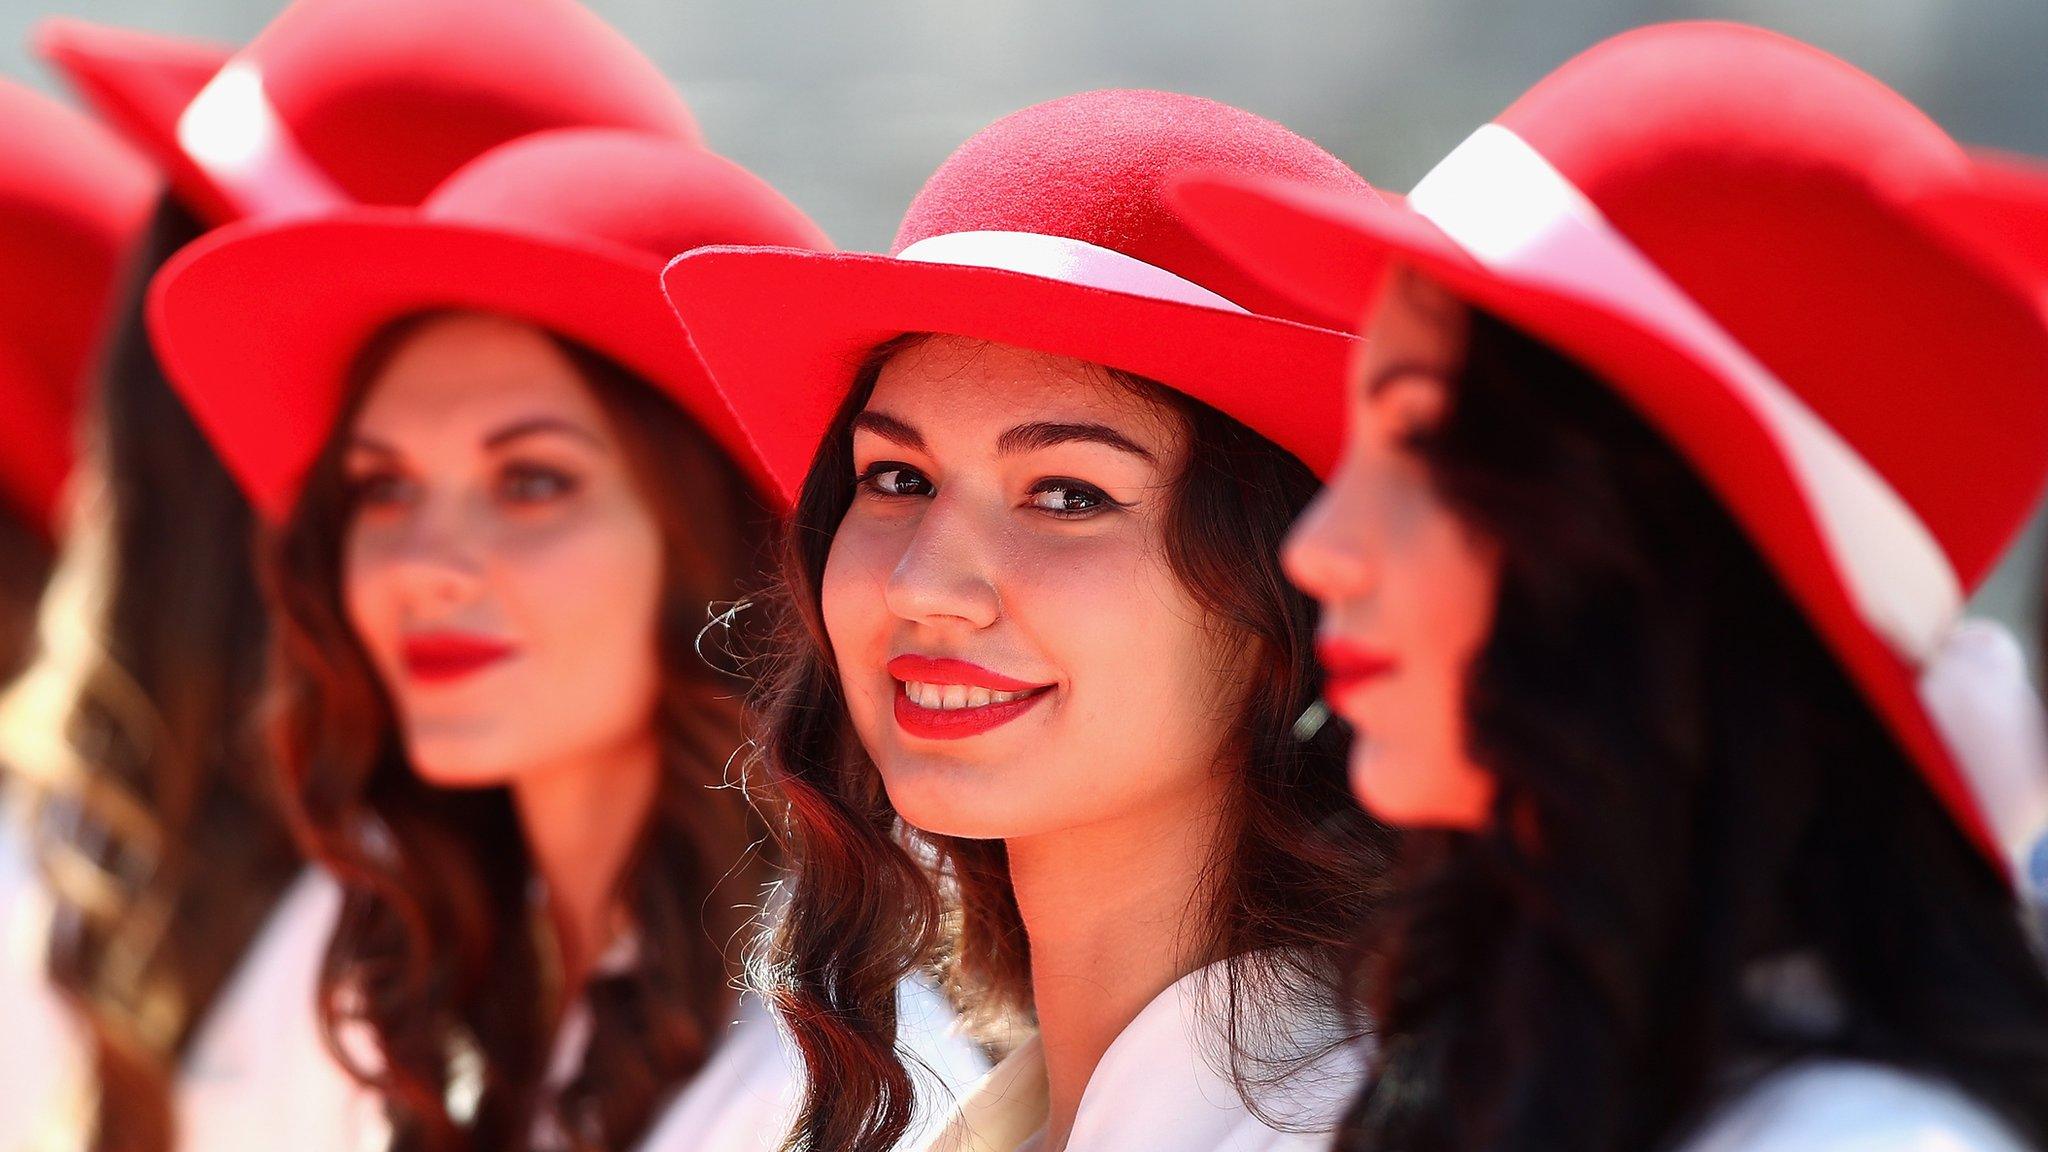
264, 312, 775, 1152
0, 194, 299, 1152
747, 334, 1396, 1152
1339, 310, 2048, 1152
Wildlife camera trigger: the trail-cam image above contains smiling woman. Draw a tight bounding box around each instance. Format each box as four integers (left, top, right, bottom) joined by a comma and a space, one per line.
663, 89, 1397, 1152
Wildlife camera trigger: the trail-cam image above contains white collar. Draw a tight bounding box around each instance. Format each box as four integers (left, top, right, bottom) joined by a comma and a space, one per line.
925, 958, 1365, 1152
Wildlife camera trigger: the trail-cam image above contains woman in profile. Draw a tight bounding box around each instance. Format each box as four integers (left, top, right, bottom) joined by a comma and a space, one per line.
1176, 20, 2048, 1152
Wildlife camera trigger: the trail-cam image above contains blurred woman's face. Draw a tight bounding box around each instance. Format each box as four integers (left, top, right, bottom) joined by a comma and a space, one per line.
822, 336, 1242, 843
340, 312, 665, 787
1283, 272, 1502, 829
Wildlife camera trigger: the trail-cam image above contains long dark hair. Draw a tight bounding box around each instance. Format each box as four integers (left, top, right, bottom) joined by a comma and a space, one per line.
0, 193, 299, 1152
1341, 310, 2048, 1152
265, 313, 774, 1152
750, 334, 1396, 1152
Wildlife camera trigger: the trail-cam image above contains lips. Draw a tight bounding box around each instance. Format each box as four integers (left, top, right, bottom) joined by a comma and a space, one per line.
886, 654, 1053, 741
401, 632, 517, 684
1316, 638, 1399, 699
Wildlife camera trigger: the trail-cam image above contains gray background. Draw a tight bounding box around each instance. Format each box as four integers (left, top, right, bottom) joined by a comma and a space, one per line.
5, 0, 2046, 649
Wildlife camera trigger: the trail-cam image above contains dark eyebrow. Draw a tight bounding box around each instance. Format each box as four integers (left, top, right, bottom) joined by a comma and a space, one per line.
995, 421, 1156, 462
851, 410, 927, 451
483, 417, 607, 451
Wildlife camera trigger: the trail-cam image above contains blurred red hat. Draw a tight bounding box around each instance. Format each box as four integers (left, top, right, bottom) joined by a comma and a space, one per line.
38, 0, 699, 226
661, 89, 1370, 505
1172, 21, 2048, 876
0, 78, 157, 534
149, 129, 831, 521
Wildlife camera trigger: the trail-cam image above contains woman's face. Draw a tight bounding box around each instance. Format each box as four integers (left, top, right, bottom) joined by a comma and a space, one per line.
822, 336, 1242, 843
341, 312, 666, 787
1283, 272, 1502, 829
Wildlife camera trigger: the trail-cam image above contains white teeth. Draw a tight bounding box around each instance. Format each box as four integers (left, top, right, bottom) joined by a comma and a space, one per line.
901, 681, 1034, 710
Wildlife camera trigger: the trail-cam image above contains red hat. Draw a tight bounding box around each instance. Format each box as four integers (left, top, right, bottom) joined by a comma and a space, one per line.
0, 78, 158, 534
1170, 21, 2048, 876
147, 128, 831, 522
37, 0, 699, 227
1914, 149, 2048, 302
659, 89, 1371, 505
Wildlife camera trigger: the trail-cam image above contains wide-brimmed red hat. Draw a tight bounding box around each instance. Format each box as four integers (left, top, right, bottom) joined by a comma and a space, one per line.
1914, 149, 2048, 302
0, 78, 158, 534
1171, 21, 2048, 877
660, 89, 1371, 504
38, 0, 698, 227
148, 128, 830, 522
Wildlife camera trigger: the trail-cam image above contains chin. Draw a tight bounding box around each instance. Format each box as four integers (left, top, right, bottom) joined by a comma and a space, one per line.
401, 728, 526, 789
876, 752, 1034, 841
1348, 742, 1493, 830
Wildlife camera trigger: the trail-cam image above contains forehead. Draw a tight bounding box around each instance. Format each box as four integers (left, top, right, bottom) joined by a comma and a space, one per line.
351, 312, 606, 440
865, 336, 1179, 445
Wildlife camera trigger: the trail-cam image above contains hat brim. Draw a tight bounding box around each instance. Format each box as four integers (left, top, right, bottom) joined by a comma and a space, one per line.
658, 247, 1361, 505
148, 211, 768, 521
1172, 171, 2001, 867
36, 18, 235, 223
1916, 150, 2048, 298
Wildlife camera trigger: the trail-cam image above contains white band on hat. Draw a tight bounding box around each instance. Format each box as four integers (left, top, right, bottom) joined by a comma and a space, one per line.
1408, 123, 1964, 666
1917, 620, 2048, 891
176, 60, 351, 221
896, 230, 1250, 315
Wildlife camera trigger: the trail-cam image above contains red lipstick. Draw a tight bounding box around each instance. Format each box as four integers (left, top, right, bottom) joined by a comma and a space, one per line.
401, 632, 516, 684
1316, 639, 1399, 697
886, 654, 1053, 741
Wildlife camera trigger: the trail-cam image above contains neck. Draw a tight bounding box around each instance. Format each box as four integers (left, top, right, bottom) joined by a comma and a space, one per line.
1008, 773, 1232, 1152
511, 730, 661, 995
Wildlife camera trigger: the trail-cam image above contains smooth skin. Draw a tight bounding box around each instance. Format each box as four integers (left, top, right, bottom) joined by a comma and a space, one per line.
341, 310, 663, 985
1282, 270, 1503, 830
823, 335, 1251, 1151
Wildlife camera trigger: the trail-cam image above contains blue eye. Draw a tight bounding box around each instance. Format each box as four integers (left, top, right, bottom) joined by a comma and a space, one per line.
1026, 479, 1119, 518
499, 463, 579, 505
857, 463, 934, 499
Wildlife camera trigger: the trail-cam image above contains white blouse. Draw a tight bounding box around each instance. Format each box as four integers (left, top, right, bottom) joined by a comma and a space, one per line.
0, 807, 90, 1150
1676, 1061, 2031, 1152
921, 960, 1365, 1152
173, 869, 389, 1152
637, 975, 991, 1152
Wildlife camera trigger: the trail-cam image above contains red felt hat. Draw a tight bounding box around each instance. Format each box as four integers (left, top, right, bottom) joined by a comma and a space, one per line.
660, 89, 1371, 505
147, 128, 830, 522
1170, 21, 2048, 876
1914, 149, 2048, 303
37, 0, 698, 227
0, 77, 158, 534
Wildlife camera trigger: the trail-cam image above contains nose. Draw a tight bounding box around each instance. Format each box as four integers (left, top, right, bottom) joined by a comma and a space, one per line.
882, 493, 1002, 631
1282, 475, 1376, 605
379, 498, 487, 616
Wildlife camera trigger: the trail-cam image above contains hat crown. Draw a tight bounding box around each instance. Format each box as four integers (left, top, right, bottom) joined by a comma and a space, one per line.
1499, 21, 2048, 585
420, 129, 830, 264
0, 79, 156, 528
217, 0, 698, 210
894, 89, 1369, 327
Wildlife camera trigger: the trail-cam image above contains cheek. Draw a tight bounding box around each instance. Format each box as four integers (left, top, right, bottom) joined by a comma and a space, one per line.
513, 512, 665, 678
821, 514, 900, 677
341, 523, 398, 661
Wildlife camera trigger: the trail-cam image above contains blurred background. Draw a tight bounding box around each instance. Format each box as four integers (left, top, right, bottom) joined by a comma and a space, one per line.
5, 0, 2045, 646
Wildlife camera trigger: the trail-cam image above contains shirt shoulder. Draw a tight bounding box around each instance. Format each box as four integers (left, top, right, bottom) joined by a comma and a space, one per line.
1677, 1060, 2032, 1152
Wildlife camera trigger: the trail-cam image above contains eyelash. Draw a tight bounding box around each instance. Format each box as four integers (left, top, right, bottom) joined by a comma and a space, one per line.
853, 463, 1129, 520
341, 461, 582, 514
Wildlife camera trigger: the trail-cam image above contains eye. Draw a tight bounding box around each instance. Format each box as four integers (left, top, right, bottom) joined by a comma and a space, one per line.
345, 468, 415, 514
497, 462, 580, 505
1025, 478, 1120, 518
856, 462, 934, 499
